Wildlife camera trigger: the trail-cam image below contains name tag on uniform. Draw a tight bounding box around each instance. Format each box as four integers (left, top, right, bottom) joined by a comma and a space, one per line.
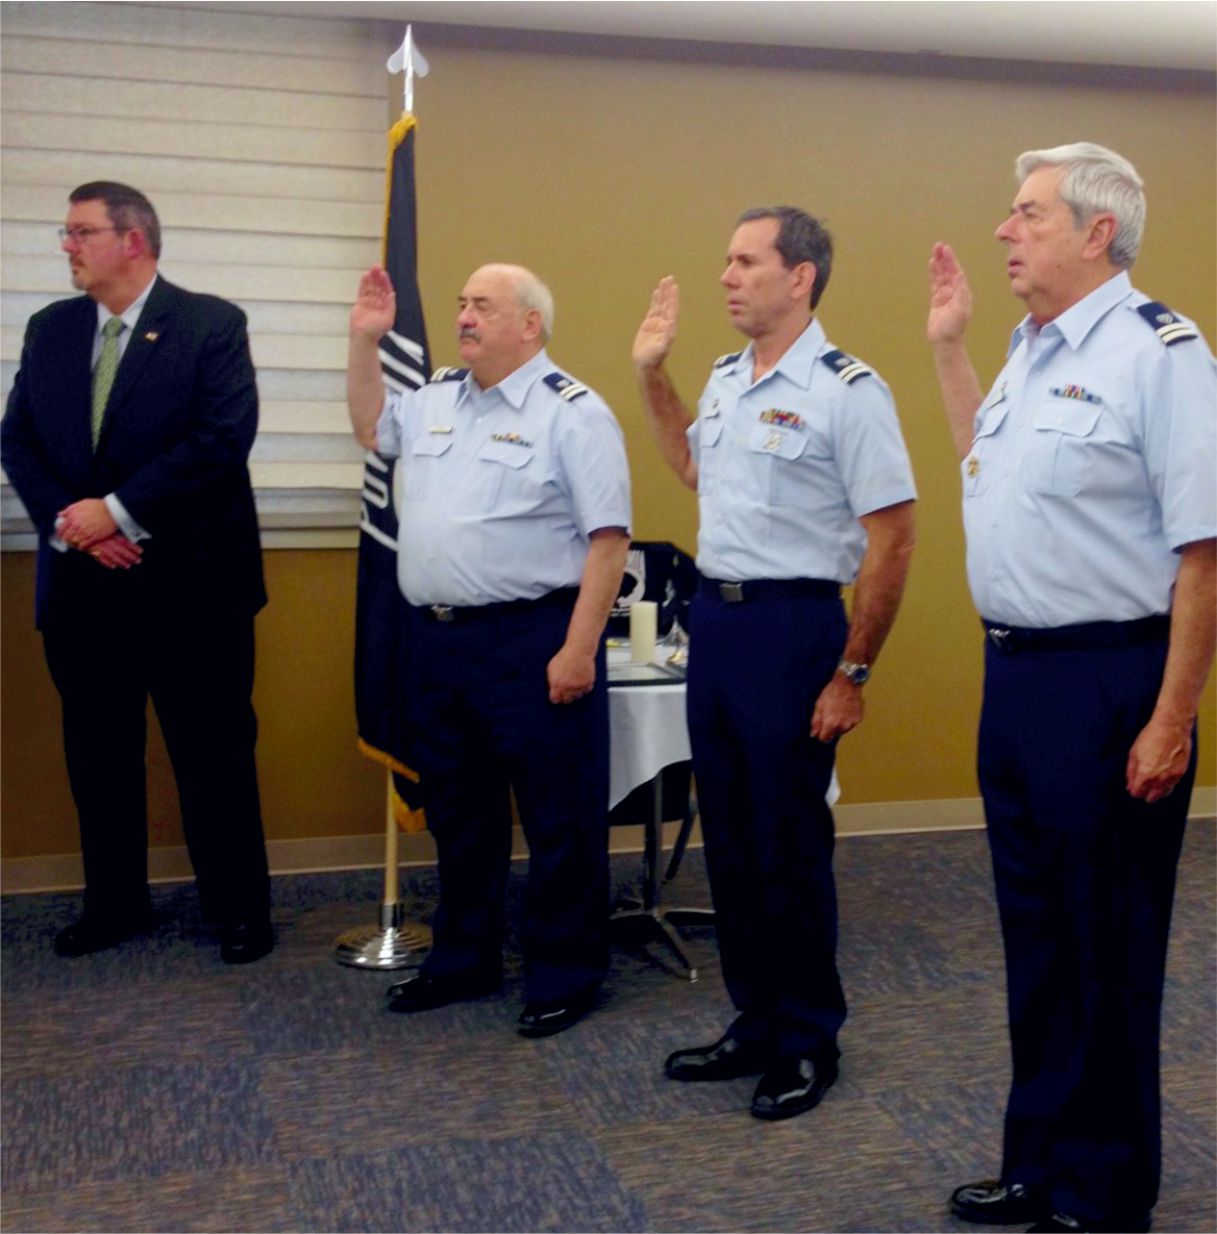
428, 425, 453, 434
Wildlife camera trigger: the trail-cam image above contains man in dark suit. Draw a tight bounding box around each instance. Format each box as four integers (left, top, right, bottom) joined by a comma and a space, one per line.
1, 181, 272, 963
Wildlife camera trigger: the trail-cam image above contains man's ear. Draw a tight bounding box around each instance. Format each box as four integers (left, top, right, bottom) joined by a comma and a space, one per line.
522, 307, 544, 342
1083, 213, 1117, 263
791, 260, 816, 303
122, 228, 149, 261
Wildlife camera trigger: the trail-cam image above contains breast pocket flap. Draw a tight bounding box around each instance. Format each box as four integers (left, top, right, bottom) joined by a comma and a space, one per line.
1032, 402, 1102, 437
411, 434, 454, 459
478, 439, 533, 469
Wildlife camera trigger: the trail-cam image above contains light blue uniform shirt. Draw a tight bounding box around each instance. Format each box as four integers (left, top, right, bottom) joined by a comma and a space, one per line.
963, 272, 1217, 628
688, 318, 916, 582
376, 349, 631, 607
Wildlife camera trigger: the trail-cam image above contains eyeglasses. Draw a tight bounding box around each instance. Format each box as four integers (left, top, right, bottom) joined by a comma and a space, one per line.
57, 226, 120, 244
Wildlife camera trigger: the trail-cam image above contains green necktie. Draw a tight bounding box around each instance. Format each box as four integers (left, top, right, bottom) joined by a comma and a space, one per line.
91, 316, 126, 448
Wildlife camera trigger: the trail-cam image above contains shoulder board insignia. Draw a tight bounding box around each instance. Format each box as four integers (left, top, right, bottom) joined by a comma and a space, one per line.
821, 348, 874, 384
1136, 301, 1198, 347
713, 351, 742, 369
543, 372, 589, 401
429, 366, 468, 383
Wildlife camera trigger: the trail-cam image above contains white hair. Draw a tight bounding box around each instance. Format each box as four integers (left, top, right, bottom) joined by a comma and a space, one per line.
501, 265, 555, 340
1015, 142, 1145, 269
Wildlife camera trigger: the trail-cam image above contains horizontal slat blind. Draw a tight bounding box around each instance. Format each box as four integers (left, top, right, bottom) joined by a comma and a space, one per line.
0, 1, 394, 548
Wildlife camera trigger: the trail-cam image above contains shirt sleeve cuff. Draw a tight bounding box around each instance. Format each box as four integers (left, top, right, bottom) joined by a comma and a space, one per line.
105, 494, 150, 543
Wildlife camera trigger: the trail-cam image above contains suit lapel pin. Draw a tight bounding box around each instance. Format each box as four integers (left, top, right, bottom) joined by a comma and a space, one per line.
144, 331, 159, 342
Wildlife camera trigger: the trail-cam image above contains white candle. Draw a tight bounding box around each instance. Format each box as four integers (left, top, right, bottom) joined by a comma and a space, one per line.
629, 600, 658, 664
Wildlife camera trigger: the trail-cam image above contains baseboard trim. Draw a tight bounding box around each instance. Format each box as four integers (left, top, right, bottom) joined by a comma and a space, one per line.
4, 791, 1213, 896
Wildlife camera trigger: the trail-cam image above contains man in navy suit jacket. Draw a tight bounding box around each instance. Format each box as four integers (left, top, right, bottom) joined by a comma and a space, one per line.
1, 182, 273, 963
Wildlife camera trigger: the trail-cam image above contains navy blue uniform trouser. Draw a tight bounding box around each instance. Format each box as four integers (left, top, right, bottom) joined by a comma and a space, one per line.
41, 564, 269, 925
405, 595, 610, 1004
686, 589, 848, 1061
979, 636, 1193, 1226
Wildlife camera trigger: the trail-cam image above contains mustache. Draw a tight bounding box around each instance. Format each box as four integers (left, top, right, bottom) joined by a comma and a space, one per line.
459, 327, 480, 341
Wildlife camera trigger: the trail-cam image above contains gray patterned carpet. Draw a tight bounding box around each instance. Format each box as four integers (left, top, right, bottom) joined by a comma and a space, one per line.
2, 824, 1213, 1233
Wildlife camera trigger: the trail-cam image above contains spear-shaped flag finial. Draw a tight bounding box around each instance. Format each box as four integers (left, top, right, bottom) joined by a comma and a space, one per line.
387, 25, 429, 114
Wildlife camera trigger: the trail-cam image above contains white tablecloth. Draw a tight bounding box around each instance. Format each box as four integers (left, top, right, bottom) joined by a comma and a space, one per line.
605, 646, 840, 810
608, 679, 690, 809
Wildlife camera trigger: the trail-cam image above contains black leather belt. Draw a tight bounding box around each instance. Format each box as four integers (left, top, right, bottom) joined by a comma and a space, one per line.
982, 614, 1170, 653
418, 587, 579, 623
699, 577, 840, 603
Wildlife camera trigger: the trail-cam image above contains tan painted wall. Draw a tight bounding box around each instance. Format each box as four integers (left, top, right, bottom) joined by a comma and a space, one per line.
2, 37, 1213, 859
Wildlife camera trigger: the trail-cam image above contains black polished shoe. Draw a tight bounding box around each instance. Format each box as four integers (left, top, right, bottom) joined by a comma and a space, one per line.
750, 1055, 837, 1120
665, 1033, 768, 1081
1028, 1214, 1150, 1234
518, 991, 596, 1038
220, 919, 274, 965
950, 1179, 1044, 1225
54, 910, 154, 957
386, 970, 500, 1013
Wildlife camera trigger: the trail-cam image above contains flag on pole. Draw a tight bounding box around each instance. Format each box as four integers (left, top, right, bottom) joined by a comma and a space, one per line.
355, 113, 430, 830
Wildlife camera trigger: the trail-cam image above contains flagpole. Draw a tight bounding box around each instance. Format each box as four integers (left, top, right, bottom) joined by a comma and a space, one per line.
334, 26, 433, 971
334, 775, 431, 968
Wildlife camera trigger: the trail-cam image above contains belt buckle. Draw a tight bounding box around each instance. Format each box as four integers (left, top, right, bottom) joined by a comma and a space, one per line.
986, 626, 1010, 649
431, 605, 455, 623
720, 582, 744, 603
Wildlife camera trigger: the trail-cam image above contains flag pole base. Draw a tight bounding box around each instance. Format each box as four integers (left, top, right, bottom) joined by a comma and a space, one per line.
333, 901, 432, 970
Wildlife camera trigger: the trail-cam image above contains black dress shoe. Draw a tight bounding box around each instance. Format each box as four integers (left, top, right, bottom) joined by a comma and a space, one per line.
665, 1033, 768, 1081
1028, 1214, 1150, 1234
220, 920, 274, 965
517, 992, 595, 1038
54, 910, 154, 957
750, 1056, 837, 1120
950, 1179, 1044, 1224
386, 971, 500, 1013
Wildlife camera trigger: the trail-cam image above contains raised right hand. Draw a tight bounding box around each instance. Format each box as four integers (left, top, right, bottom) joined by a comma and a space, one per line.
350, 265, 397, 340
927, 243, 973, 347
633, 276, 679, 372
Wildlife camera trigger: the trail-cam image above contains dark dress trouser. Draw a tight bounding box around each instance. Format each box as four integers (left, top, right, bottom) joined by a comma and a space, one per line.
979, 634, 1193, 1226
41, 555, 269, 924
686, 588, 849, 1061
404, 593, 610, 1005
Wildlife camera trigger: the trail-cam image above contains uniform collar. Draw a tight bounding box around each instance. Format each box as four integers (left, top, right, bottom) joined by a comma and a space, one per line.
1009, 270, 1133, 355
731, 318, 826, 390
461, 348, 550, 410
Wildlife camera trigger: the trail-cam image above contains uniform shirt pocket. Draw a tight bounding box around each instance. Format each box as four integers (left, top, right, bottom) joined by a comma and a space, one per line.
747, 423, 818, 508
1023, 401, 1103, 497
404, 433, 454, 501
696, 415, 724, 494
963, 399, 1010, 498
477, 437, 537, 511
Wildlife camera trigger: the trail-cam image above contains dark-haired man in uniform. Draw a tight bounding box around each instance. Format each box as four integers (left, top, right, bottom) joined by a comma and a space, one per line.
634, 207, 917, 1119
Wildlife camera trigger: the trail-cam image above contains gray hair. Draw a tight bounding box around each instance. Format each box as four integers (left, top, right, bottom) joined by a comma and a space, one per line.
508, 266, 555, 341
1015, 142, 1145, 269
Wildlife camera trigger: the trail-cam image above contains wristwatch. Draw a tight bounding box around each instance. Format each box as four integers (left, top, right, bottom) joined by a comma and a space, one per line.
837, 658, 871, 686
